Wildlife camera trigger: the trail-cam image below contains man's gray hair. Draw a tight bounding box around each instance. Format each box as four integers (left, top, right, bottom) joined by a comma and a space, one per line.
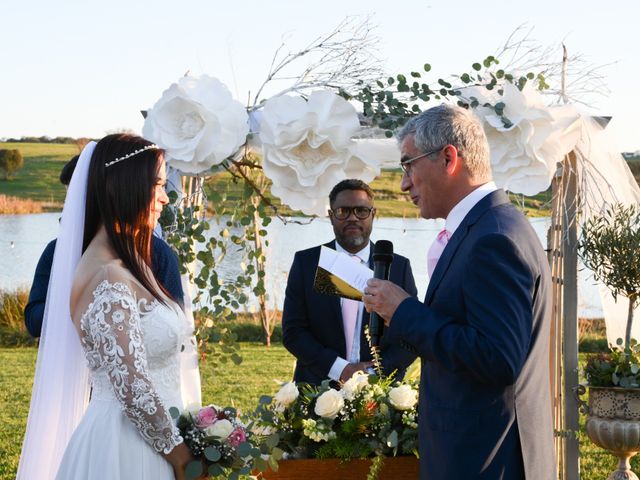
397, 104, 492, 180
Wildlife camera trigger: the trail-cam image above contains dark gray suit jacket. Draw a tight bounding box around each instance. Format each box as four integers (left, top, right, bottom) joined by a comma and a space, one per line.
387, 190, 556, 479
282, 240, 418, 385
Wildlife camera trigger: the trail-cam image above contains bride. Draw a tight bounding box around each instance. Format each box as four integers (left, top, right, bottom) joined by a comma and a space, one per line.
17, 135, 200, 480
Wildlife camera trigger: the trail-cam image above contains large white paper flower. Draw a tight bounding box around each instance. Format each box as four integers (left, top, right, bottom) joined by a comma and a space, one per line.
461, 82, 581, 196
259, 90, 380, 215
143, 75, 249, 174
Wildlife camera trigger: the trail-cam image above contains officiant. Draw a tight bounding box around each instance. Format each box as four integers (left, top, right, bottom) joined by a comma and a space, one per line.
282, 179, 417, 386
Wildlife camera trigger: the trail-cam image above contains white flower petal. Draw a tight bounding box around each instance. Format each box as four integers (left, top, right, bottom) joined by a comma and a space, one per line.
259, 90, 380, 215
464, 82, 581, 195
143, 75, 248, 174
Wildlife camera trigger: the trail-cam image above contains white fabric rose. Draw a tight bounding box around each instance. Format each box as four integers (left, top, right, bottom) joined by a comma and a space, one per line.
341, 371, 369, 401
461, 82, 581, 196
274, 382, 299, 407
388, 384, 418, 411
205, 419, 234, 439
143, 75, 249, 174
258, 90, 380, 216
314, 389, 344, 419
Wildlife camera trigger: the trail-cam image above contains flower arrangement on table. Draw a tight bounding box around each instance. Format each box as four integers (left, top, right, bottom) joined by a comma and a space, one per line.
171, 404, 257, 479
250, 372, 419, 478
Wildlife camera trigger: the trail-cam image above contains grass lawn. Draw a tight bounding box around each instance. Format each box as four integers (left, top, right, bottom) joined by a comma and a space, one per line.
0, 345, 637, 480
0, 344, 295, 480
0, 143, 79, 205
0, 143, 554, 217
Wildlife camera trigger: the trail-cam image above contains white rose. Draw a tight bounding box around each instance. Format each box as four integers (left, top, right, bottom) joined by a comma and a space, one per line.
314, 389, 344, 419
143, 74, 249, 174
341, 371, 369, 401
274, 382, 299, 407
388, 384, 418, 411
258, 90, 380, 216
459, 82, 580, 196
205, 419, 234, 439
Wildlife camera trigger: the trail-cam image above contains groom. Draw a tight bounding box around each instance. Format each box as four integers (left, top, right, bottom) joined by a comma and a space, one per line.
363, 105, 556, 479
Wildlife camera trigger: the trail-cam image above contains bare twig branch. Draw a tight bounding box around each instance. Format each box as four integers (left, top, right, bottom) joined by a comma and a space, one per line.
251, 16, 383, 109
492, 24, 612, 107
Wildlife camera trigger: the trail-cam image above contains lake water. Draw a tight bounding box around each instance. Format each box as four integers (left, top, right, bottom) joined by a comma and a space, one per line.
0, 213, 602, 317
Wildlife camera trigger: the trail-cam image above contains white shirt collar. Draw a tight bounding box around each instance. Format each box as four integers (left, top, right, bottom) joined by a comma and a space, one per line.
335, 240, 370, 264
445, 181, 498, 235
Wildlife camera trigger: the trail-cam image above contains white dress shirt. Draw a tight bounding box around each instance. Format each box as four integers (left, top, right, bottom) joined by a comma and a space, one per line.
445, 181, 498, 235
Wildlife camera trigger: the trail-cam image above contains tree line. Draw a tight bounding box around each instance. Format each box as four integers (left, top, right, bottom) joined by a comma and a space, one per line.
0, 136, 93, 144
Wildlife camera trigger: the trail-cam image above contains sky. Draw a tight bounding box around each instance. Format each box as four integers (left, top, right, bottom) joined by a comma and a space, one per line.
1, 0, 638, 152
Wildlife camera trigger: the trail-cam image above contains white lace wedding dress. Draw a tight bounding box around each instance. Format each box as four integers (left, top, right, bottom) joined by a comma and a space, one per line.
55, 280, 192, 479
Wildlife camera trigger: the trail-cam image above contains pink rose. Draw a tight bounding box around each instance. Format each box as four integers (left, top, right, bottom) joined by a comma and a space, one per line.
195, 406, 217, 429
227, 427, 247, 448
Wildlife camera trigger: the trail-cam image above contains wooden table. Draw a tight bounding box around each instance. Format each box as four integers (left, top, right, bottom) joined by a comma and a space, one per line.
254, 456, 419, 479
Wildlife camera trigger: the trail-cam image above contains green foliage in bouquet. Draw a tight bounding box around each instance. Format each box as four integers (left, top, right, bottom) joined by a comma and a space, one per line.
579, 203, 640, 387
250, 373, 419, 479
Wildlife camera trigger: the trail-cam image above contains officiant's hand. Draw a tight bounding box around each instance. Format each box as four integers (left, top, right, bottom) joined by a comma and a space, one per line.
340, 361, 374, 383
363, 279, 410, 326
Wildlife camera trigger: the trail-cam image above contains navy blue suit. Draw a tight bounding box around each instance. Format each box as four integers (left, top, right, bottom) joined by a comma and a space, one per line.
387, 190, 555, 479
24, 236, 184, 337
282, 240, 418, 386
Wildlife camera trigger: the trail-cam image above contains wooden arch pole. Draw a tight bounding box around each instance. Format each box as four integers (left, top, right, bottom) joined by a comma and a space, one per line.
549, 151, 580, 480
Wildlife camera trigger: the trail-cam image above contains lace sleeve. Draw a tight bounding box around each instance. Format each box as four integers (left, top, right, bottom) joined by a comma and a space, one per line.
80, 280, 183, 454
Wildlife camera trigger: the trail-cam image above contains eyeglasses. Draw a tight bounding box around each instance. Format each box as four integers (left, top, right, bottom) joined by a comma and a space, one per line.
400, 146, 445, 176
329, 206, 375, 220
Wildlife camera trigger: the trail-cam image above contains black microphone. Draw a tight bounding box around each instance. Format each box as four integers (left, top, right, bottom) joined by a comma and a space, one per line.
369, 240, 394, 347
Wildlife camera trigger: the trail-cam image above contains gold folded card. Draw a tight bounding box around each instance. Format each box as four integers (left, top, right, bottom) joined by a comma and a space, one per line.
313, 246, 373, 301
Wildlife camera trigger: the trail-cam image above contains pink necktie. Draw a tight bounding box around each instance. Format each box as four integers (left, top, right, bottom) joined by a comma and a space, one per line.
342, 254, 362, 361
427, 229, 451, 278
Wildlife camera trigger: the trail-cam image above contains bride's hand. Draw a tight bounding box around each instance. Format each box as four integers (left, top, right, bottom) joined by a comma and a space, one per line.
165, 443, 204, 480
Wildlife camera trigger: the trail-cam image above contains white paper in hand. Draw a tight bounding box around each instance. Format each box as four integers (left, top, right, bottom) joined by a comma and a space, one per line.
313, 246, 373, 300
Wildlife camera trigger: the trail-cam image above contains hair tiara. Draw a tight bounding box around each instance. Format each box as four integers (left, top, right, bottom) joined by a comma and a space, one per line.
104, 144, 160, 168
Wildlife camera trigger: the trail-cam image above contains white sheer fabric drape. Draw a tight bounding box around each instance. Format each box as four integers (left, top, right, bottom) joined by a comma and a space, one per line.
17, 142, 96, 480
165, 164, 202, 407
179, 274, 202, 407
575, 117, 640, 345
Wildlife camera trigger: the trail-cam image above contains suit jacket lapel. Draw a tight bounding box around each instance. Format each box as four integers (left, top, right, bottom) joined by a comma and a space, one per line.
425, 189, 510, 304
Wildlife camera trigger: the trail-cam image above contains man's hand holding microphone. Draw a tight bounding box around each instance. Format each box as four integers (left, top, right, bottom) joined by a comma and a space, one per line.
364, 241, 410, 339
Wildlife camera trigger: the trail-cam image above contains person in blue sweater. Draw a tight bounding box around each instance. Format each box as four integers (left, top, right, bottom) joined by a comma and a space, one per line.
24, 155, 184, 337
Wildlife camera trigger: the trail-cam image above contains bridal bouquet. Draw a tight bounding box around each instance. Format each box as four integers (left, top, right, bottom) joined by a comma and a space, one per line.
174, 404, 255, 479
251, 373, 419, 466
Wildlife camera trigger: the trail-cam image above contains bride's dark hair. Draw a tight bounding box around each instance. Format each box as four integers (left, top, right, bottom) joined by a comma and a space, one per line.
83, 133, 175, 304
